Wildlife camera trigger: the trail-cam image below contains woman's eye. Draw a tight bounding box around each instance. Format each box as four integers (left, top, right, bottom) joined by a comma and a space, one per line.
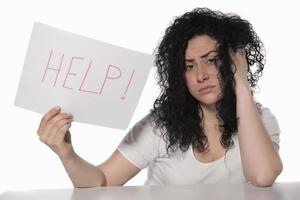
185, 64, 194, 70
206, 58, 215, 65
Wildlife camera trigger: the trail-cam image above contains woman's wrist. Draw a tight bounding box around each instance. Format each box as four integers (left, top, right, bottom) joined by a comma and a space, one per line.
235, 76, 251, 92
59, 148, 77, 165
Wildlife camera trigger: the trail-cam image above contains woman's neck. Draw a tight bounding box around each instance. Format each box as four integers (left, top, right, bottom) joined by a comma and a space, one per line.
201, 105, 220, 137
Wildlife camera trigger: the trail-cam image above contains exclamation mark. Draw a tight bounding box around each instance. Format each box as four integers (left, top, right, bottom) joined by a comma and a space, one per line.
121, 70, 135, 100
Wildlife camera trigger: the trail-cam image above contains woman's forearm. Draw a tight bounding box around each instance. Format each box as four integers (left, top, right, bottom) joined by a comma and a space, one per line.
59, 151, 107, 188
235, 81, 283, 186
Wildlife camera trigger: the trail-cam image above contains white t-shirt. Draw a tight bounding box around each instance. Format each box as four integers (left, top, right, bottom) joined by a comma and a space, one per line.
117, 106, 280, 185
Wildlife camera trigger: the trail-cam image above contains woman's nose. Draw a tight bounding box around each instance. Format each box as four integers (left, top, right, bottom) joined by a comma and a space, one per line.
196, 66, 209, 83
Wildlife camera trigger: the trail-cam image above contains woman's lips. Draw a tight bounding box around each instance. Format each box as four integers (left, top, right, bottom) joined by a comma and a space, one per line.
198, 86, 215, 94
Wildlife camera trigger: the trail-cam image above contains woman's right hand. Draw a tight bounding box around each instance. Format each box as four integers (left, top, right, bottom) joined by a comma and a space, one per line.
37, 106, 74, 161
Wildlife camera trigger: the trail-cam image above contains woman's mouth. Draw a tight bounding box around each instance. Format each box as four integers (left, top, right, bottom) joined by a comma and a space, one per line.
198, 86, 215, 94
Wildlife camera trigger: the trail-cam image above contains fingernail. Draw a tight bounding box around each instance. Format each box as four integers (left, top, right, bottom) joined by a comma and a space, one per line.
54, 106, 61, 110
66, 113, 73, 118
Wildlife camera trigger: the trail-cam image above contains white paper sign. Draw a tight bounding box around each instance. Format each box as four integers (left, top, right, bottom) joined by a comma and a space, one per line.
14, 22, 154, 130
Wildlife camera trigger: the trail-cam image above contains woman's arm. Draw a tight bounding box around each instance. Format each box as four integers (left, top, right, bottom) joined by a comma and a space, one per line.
38, 107, 140, 187
60, 150, 140, 187
232, 50, 283, 187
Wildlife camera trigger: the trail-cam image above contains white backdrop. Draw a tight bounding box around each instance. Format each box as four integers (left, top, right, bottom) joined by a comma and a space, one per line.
1, 0, 299, 192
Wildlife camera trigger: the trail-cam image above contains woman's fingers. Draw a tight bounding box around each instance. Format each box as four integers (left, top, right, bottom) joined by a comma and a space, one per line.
44, 116, 73, 144
231, 48, 248, 82
37, 106, 75, 158
55, 123, 72, 146
37, 106, 61, 136
39, 118, 73, 157
38, 107, 73, 144
43, 112, 72, 135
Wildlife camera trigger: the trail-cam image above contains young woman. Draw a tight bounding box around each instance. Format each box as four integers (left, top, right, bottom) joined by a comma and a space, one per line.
37, 8, 282, 187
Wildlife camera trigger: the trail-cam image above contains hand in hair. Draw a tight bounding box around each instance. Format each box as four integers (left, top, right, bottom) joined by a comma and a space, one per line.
231, 49, 250, 87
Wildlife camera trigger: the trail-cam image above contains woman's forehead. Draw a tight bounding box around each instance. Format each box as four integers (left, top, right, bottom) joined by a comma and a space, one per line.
185, 36, 218, 59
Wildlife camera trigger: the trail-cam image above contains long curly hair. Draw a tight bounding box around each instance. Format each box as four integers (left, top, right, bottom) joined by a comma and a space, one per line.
150, 8, 265, 153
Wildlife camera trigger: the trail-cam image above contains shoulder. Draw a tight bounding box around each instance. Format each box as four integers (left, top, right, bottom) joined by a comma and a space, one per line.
257, 103, 280, 129
122, 113, 163, 145
257, 103, 281, 145
117, 113, 164, 169
132, 113, 162, 136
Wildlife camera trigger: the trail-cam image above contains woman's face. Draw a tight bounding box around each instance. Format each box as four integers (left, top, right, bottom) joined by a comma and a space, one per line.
184, 35, 222, 108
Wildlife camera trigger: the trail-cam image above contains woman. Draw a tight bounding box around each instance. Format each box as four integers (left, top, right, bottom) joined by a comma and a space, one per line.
37, 8, 283, 187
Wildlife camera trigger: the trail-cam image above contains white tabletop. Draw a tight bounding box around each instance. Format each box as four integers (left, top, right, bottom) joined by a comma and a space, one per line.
1, 182, 299, 200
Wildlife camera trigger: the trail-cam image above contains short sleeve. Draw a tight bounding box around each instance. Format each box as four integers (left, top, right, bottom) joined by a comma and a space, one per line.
260, 106, 281, 147
117, 114, 161, 169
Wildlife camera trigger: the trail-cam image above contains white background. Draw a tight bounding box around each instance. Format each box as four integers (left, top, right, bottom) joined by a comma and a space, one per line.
0, 0, 299, 192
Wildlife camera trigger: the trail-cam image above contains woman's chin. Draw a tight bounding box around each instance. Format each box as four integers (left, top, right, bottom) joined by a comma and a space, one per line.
196, 96, 218, 107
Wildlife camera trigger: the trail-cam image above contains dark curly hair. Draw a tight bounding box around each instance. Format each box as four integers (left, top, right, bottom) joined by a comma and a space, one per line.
150, 8, 265, 153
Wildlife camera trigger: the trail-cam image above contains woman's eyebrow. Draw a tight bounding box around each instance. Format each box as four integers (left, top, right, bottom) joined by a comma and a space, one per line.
185, 58, 194, 62
185, 50, 218, 62
200, 50, 218, 58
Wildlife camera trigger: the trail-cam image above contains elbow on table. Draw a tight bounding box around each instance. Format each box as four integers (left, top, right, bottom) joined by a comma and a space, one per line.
250, 166, 283, 187
250, 176, 276, 187
73, 179, 107, 188
72, 168, 108, 188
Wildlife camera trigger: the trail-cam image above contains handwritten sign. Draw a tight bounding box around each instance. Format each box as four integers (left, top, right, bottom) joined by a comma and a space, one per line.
14, 22, 154, 130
